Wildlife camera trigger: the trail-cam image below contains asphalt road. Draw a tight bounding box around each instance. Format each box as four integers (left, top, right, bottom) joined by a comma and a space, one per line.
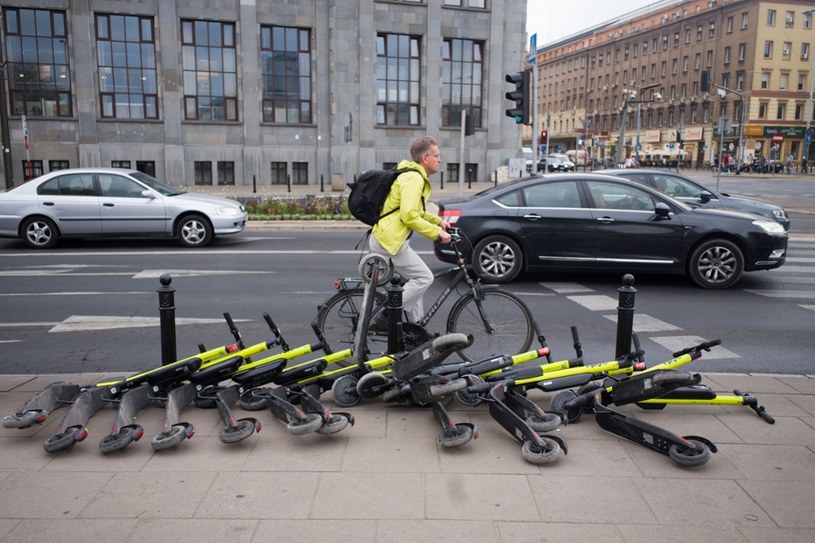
0, 229, 813, 375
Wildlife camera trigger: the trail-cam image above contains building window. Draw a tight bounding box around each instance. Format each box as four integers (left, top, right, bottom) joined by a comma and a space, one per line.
764, 41, 773, 59
22, 160, 43, 181
785, 11, 794, 28
738, 43, 746, 62
111, 160, 131, 168
726, 16, 733, 33
96, 14, 158, 119
260, 26, 312, 124
761, 72, 770, 89
741, 12, 749, 29
805, 12, 813, 29
292, 162, 308, 185
682, 56, 689, 72
758, 102, 767, 119
782, 42, 791, 60
3, 8, 71, 117
443, 0, 486, 7
702, 103, 710, 123
441, 39, 483, 129
271, 161, 287, 185
181, 20, 238, 121
802, 43, 810, 61
696, 25, 703, 41
708, 22, 715, 38
672, 59, 678, 74
799, 73, 807, 91
217, 161, 235, 185
706, 50, 713, 67
795, 103, 804, 120
136, 161, 155, 176
49, 160, 69, 171
724, 47, 731, 65
695, 53, 701, 69
194, 161, 212, 185
779, 73, 789, 91
736, 72, 745, 91
767, 10, 776, 26
376, 33, 421, 126
776, 103, 786, 120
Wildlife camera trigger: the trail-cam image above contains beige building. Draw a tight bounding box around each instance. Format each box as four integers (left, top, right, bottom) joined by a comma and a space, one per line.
531, 0, 814, 169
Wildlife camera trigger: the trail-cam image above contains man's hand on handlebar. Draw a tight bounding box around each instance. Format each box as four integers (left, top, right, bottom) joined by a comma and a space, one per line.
438, 228, 452, 244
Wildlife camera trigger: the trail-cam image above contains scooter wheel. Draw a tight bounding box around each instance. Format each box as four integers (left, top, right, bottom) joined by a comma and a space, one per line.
219, 419, 257, 444
286, 412, 324, 435
99, 425, 143, 454
428, 378, 468, 400
43, 425, 86, 453
331, 375, 360, 407
239, 389, 270, 411
437, 423, 476, 448
358, 253, 393, 286
152, 423, 194, 451
526, 412, 561, 433
2, 409, 47, 429
356, 371, 390, 399
521, 437, 561, 465
668, 439, 711, 467
316, 413, 351, 435
549, 390, 583, 423
456, 375, 484, 407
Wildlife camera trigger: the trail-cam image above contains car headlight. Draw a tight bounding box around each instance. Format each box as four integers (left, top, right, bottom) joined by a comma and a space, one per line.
771, 209, 787, 220
215, 206, 242, 216
753, 219, 785, 235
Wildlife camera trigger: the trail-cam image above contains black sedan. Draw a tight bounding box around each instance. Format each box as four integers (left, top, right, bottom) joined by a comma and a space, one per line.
434, 174, 788, 289
595, 168, 790, 230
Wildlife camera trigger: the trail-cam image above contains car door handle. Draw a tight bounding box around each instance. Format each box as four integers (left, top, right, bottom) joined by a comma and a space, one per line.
523, 214, 542, 221
103, 203, 114, 207
43, 202, 55, 206
595, 216, 615, 223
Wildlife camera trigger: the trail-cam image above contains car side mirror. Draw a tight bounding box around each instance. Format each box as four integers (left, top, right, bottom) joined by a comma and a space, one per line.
141, 190, 156, 199
655, 202, 671, 219
699, 191, 712, 203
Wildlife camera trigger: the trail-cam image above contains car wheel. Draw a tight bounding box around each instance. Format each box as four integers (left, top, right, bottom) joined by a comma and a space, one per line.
177, 214, 213, 248
472, 235, 523, 283
688, 238, 744, 290
21, 216, 59, 249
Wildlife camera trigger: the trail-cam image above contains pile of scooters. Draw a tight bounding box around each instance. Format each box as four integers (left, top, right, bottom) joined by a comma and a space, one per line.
3, 302, 774, 468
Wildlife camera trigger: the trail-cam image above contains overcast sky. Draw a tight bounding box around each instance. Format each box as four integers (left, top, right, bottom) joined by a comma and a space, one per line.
527, 0, 660, 47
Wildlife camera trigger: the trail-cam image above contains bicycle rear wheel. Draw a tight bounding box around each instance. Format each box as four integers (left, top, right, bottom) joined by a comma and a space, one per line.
316, 290, 387, 359
446, 289, 534, 362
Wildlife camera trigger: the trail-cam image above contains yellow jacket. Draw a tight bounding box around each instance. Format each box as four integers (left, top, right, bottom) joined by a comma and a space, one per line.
371, 159, 443, 255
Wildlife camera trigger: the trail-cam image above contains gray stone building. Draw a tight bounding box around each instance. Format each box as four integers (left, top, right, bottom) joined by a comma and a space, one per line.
0, 0, 528, 189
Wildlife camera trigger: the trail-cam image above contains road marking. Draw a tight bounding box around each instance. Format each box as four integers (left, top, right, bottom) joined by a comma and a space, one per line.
0, 249, 405, 257
132, 269, 274, 279
649, 335, 740, 359
539, 282, 595, 294
0, 292, 147, 297
0, 271, 135, 277
785, 257, 815, 263
566, 294, 617, 311
773, 266, 815, 273
48, 315, 251, 333
766, 276, 815, 284
743, 289, 815, 298
604, 313, 682, 332
800, 305, 815, 311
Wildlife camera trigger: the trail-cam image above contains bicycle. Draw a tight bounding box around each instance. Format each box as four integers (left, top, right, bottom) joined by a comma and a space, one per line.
316, 232, 535, 362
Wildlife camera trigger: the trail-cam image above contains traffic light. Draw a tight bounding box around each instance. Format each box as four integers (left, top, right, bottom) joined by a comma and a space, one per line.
505, 71, 530, 125
538, 130, 547, 145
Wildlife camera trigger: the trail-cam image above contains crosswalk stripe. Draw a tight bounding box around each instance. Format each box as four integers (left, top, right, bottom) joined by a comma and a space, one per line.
566, 294, 617, 311
604, 313, 682, 332
800, 305, 815, 311
743, 289, 815, 298
539, 282, 595, 293
649, 335, 741, 359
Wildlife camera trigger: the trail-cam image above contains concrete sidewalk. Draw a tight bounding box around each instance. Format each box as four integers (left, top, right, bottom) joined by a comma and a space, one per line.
1, 371, 814, 542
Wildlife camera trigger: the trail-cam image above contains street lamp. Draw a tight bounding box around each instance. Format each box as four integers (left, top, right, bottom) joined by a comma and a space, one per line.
714, 83, 744, 174
804, 9, 815, 168
617, 82, 659, 165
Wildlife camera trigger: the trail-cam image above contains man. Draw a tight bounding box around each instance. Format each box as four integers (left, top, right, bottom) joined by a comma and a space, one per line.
369, 136, 451, 328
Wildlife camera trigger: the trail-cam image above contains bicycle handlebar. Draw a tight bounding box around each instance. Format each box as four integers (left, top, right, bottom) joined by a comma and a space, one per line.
671, 338, 721, 359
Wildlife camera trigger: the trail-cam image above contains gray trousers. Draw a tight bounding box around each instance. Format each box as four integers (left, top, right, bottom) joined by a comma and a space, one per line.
369, 236, 433, 322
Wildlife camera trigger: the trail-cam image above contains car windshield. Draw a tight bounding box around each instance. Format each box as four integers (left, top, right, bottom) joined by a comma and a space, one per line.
131, 171, 185, 196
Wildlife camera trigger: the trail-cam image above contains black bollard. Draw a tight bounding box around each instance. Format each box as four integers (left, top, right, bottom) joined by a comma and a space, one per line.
252, 174, 256, 194
440, 171, 444, 190
320, 174, 324, 192
615, 274, 637, 359
386, 276, 404, 354
287, 173, 291, 193
157, 274, 177, 365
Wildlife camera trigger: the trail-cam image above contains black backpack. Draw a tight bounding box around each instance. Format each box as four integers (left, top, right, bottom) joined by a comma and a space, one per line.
347, 167, 418, 226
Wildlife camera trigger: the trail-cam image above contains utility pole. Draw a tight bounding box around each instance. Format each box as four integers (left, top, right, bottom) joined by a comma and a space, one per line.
0, 39, 13, 189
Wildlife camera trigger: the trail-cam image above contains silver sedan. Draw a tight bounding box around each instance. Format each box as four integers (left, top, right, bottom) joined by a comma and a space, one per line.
0, 168, 247, 248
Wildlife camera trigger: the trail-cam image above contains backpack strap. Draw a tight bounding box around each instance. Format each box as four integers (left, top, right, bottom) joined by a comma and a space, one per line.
378, 167, 422, 223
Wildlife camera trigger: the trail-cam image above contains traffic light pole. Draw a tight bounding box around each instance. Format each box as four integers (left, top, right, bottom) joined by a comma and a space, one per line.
532, 63, 539, 164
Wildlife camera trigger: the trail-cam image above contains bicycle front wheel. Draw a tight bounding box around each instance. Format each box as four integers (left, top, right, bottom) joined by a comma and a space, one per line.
446, 289, 534, 362
316, 290, 386, 358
